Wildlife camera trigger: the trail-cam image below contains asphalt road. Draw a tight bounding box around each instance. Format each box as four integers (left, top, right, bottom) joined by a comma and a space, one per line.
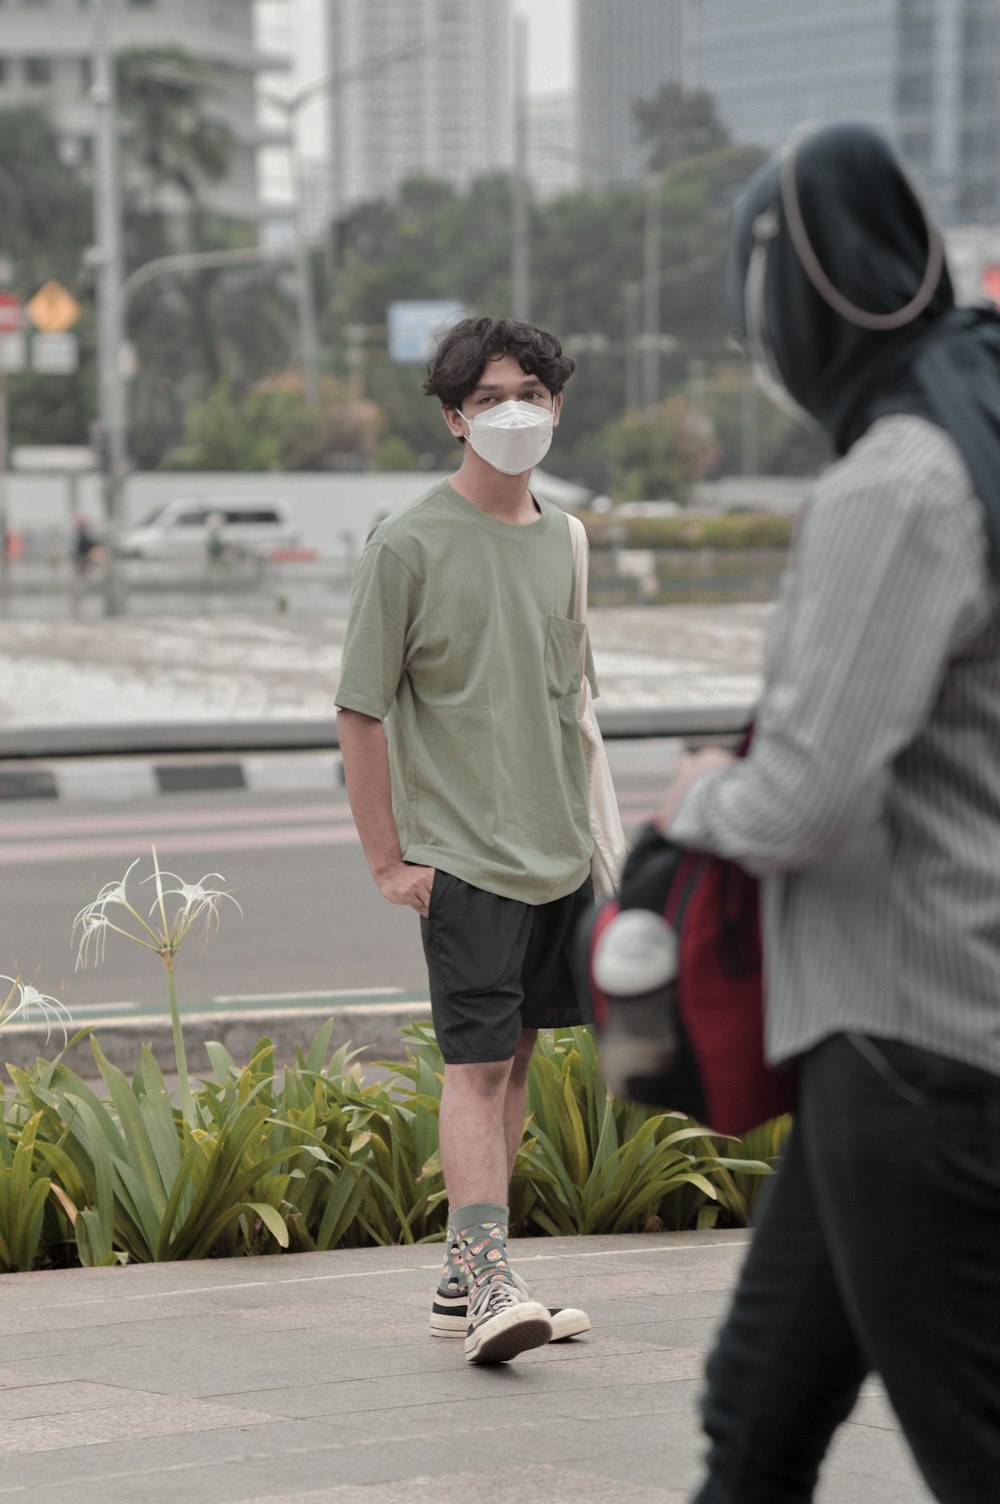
3, 740, 680, 1017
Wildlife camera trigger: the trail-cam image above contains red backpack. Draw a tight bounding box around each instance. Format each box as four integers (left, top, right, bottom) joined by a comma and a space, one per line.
579, 820, 796, 1137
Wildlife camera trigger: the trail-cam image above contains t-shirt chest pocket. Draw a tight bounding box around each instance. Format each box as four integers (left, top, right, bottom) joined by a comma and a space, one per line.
544, 615, 585, 698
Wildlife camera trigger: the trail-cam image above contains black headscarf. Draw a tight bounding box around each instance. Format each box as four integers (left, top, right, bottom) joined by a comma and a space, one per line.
727, 122, 1000, 582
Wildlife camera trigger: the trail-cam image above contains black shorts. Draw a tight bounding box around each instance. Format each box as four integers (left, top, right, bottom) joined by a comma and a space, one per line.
419, 870, 594, 1065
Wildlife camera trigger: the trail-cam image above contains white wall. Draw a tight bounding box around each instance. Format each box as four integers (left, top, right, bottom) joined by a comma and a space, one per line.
6, 466, 588, 557
5, 471, 450, 559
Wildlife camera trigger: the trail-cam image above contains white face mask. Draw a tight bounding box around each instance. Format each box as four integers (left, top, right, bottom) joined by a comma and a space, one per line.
458, 399, 554, 475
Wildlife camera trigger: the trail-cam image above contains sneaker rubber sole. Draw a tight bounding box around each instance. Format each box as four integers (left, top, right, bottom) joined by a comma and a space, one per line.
432, 1298, 590, 1342
464, 1299, 554, 1364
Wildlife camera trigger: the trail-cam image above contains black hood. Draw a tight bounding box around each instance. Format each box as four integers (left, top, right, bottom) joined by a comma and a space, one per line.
727, 121, 1000, 581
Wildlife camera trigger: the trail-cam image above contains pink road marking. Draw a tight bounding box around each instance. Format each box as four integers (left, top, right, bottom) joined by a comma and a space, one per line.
0, 787, 663, 867
0, 821, 360, 867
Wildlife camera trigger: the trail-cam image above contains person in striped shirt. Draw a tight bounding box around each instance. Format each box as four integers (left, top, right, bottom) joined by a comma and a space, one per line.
664, 124, 1000, 1504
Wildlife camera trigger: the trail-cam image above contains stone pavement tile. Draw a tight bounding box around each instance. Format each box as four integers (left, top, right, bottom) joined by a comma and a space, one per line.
337, 1374, 704, 1438
0, 1380, 148, 1421
0, 1393, 280, 1456
545, 1376, 704, 1423
0, 1417, 618, 1504
11, 1276, 372, 1329
846, 1390, 904, 1432
817, 1478, 929, 1504
590, 1316, 717, 1349
511, 1237, 749, 1287
7, 1337, 466, 1402
496, 1265, 738, 1326
528, 1409, 705, 1494
0, 1234, 927, 1504
233, 1467, 687, 1504
2, 1306, 265, 1351
0, 1418, 348, 1493
205, 1370, 481, 1420
819, 1424, 933, 1503
544, 1346, 707, 1390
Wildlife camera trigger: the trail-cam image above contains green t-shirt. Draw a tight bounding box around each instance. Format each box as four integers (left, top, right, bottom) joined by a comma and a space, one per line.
335, 480, 596, 904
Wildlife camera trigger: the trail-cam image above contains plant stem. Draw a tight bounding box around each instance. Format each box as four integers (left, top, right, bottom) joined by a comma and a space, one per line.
162, 951, 194, 1124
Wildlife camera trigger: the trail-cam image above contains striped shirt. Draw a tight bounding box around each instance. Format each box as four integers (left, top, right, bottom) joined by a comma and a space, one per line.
668, 415, 1000, 1073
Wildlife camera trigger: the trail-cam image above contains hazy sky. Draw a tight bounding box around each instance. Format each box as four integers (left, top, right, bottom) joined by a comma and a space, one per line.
513, 0, 576, 97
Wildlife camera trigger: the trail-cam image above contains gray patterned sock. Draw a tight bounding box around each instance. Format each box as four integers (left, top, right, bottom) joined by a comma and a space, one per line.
450, 1201, 510, 1297
439, 1227, 465, 1294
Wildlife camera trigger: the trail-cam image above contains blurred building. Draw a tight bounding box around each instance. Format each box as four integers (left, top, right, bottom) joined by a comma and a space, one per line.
328, 0, 513, 216
692, 0, 1000, 225
0, 0, 289, 224
576, 0, 688, 187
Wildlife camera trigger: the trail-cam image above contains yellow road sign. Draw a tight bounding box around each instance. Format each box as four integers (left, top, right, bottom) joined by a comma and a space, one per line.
26, 280, 81, 334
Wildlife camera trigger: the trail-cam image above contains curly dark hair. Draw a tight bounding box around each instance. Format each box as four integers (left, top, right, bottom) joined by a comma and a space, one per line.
423, 315, 575, 411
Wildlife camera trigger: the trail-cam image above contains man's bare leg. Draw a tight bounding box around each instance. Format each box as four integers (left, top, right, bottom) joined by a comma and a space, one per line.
439, 1057, 514, 1207
504, 1027, 538, 1184
434, 1029, 589, 1349
438, 1052, 553, 1359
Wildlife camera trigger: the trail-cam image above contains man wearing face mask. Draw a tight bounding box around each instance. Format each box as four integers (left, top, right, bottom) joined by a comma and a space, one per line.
658, 125, 1000, 1502
336, 316, 600, 1365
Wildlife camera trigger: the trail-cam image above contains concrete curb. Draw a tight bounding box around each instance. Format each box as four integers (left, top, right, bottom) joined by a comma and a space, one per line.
0, 750, 344, 801
0, 705, 754, 800
0, 1000, 433, 1077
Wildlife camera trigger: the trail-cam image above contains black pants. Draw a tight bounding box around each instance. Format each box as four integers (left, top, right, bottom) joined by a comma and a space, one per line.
692, 1033, 1000, 1503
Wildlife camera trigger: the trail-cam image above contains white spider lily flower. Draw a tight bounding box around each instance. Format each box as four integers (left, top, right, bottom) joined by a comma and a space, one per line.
66, 846, 242, 1127
73, 847, 236, 966
146, 870, 244, 944
72, 909, 113, 969
0, 976, 73, 1044
87, 857, 142, 915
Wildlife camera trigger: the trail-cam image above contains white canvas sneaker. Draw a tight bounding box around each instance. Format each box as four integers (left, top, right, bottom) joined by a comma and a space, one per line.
463, 1274, 554, 1364
434, 1267, 590, 1346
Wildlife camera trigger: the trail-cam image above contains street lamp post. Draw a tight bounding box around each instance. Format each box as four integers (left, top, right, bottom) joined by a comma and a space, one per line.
91, 0, 126, 615
641, 173, 662, 410
639, 146, 749, 412
510, 14, 531, 322
626, 254, 717, 414
263, 44, 430, 406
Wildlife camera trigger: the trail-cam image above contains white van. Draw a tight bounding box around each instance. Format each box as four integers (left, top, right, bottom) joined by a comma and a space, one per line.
118, 498, 299, 561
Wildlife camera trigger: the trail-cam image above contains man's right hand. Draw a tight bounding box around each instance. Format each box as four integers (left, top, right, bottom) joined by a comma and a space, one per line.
375, 861, 436, 917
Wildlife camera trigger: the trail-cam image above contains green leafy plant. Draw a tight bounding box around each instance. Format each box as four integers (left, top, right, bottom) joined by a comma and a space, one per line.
514, 1027, 772, 1234
392, 1022, 774, 1237
0, 1110, 52, 1273
1, 1015, 785, 1272
11, 1038, 319, 1267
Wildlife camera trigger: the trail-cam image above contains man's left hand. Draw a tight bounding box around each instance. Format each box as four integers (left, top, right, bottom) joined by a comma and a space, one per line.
659, 746, 736, 830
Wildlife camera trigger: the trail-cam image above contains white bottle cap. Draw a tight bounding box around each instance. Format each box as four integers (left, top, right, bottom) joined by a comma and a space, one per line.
592, 908, 678, 997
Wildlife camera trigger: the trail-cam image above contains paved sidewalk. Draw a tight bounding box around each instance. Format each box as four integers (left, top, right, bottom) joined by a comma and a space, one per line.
1, 1233, 929, 1504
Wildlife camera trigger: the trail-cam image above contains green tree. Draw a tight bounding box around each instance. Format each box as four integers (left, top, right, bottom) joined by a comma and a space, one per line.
117, 48, 231, 226
0, 107, 91, 289
634, 82, 731, 173
168, 374, 381, 472
115, 47, 297, 466
698, 363, 829, 478
326, 107, 767, 490
594, 395, 721, 503
0, 107, 95, 446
